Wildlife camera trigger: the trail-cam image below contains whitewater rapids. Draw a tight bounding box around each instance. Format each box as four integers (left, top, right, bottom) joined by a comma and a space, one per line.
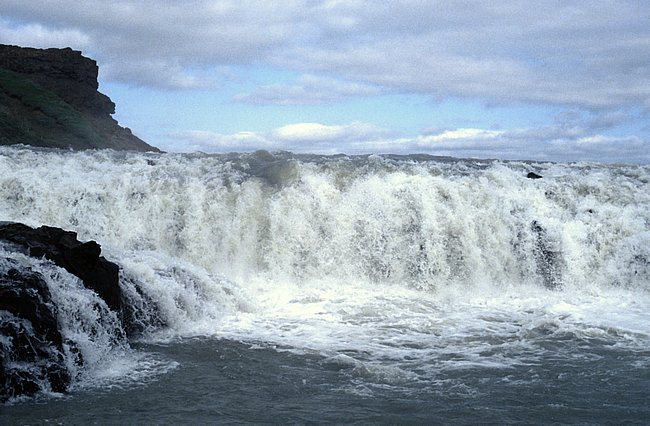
1, 146, 649, 399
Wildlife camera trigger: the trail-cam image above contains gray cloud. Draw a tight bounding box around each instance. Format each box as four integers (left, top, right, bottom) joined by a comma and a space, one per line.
233, 74, 382, 105
1, 1, 308, 88
0, 19, 91, 48
2, 0, 649, 110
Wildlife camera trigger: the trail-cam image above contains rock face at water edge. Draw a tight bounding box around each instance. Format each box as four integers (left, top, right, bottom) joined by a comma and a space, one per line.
0, 223, 121, 313
0, 44, 159, 151
0, 266, 70, 400
0, 222, 123, 401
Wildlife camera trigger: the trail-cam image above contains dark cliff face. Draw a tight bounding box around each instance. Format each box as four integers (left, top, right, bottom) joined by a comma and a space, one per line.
0, 44, 159, 152
0, 45, 115, 116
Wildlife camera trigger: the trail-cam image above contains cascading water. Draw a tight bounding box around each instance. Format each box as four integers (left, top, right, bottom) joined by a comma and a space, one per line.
1, 146, 649, 421
3, 148, 648, 290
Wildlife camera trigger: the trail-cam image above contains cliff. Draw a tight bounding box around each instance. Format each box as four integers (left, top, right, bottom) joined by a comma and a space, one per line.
0, 44, 159, 152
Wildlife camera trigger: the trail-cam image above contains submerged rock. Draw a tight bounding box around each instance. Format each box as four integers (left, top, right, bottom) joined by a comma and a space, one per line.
526, 172, 543, 179
531, 220, 562, 289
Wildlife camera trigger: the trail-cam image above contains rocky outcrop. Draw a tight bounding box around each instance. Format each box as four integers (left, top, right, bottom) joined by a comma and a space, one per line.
0, 222, 125, 401
0, 265, 70, 400
0, 45, 114, 116
0, 223, 122, 314
0, 44, 159, 152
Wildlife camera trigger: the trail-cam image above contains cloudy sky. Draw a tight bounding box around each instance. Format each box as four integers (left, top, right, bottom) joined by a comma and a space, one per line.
2, 1, 649, 163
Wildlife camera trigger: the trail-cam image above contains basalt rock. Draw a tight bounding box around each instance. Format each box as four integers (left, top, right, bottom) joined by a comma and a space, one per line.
0, 222, 121, 314
0, 44, 159, 152
0, 44, 114, 116
0, 263, 70, 401
0, 222, 128, 400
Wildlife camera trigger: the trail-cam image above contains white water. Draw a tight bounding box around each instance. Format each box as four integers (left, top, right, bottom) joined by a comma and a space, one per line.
0, 243, 176, 396
1, 146, 649, 388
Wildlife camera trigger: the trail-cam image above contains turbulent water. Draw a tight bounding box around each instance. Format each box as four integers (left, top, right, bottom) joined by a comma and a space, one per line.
1, 146, 650, 424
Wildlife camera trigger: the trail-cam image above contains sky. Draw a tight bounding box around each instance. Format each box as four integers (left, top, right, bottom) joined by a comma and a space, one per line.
1, 0, 649, 163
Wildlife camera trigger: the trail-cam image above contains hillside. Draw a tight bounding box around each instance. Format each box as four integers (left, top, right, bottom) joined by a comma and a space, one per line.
0, 44, 158, 152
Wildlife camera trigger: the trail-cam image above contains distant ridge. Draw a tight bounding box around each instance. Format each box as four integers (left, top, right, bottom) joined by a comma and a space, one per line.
0, 44, 159, 152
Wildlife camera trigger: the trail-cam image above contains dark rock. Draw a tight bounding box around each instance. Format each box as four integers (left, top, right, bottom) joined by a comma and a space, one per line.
531, 220, 562, 289
0, 222, 121, 313
526, 172, 543, 179
1, 263, 70, 401
119, 274, 167, 337
0, 45, 113, 116
0, 44, 159, 152
0, 222, 164, 400
0, 267, 63, 348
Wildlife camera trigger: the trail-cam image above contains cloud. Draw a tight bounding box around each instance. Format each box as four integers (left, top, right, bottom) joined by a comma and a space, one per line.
164, 120, 650, 164
0, 19, 91, 49
2, 1, 649, 109
165, 121, 390, 153
233, 74, 382, 105
416, 129, 504, 144
407, 123, 650, 164
1, 1, 308, 89
4, 1, 649, 163
102, 60, 218, 90
272, 122, 389, 143
163, 130, 271, 153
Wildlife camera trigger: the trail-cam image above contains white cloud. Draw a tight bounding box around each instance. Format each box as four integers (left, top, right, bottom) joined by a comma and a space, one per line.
1, 1, 308, 89
163, 130, 271, 152
164, 121, 390, 153
163, 121, 650, 164
408, 126, 649, 164
273, 122, 389, 143
417, 129, 504, 144
274, 123, 347, 142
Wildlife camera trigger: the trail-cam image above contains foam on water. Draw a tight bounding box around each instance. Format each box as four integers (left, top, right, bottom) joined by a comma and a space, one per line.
1, 146, 649, 390
0, 244, 176, 397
